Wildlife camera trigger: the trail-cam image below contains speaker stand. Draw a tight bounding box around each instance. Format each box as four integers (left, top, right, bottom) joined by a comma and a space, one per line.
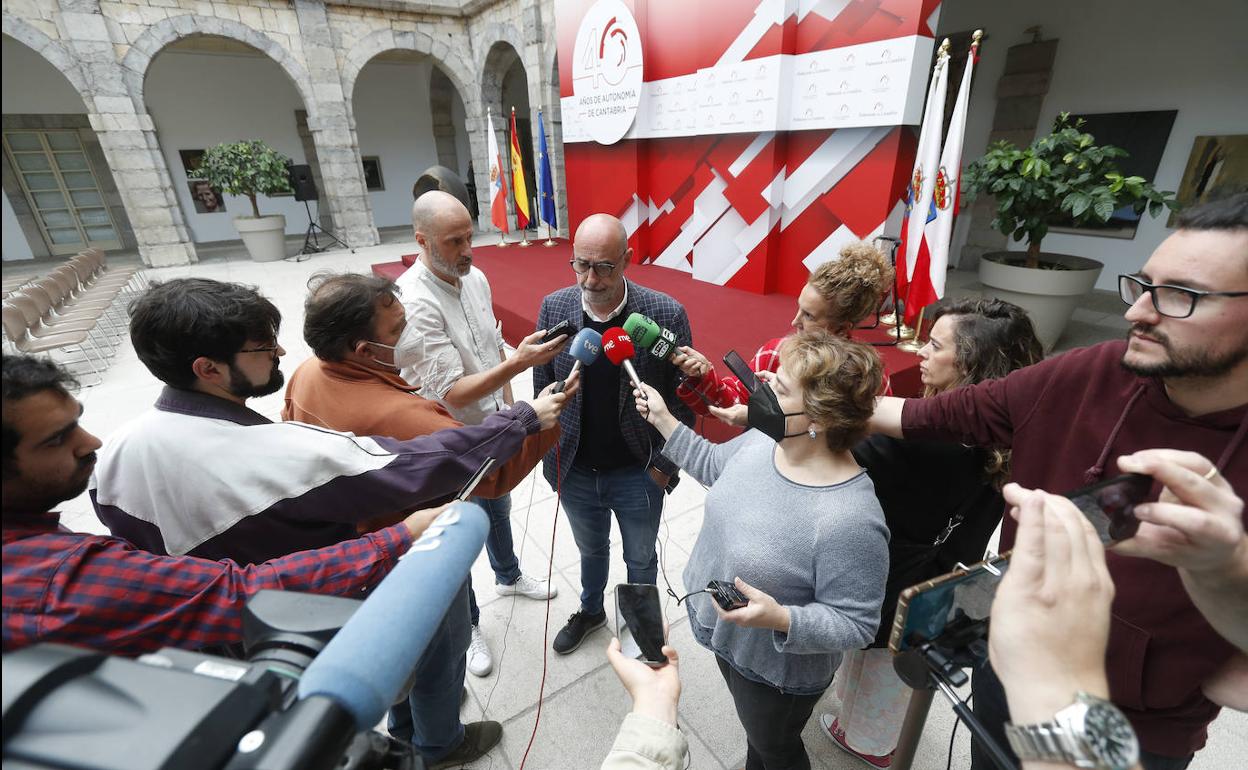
291, 200, 352, 262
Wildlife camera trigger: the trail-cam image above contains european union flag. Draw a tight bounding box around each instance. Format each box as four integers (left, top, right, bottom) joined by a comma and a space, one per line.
537, 110, 557, 229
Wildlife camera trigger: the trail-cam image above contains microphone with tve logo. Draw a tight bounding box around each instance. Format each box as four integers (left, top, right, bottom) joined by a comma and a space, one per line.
555, 327, 603, 393
601, 326, 646, 399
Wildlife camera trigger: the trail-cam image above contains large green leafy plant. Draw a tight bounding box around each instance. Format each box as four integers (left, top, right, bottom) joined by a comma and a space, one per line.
192, 141, 293, 218
962, 113, 1175, 268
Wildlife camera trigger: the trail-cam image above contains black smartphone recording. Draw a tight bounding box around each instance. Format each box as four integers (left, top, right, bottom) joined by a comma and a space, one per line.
722, 350, 760, 393
614, 583, 668, 666
540, 320, 572, 345
1063, 472, 1153, 544
454, 458, 496, 502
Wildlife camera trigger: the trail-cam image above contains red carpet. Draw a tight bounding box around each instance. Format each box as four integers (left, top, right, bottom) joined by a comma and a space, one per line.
376, 240, 920, 439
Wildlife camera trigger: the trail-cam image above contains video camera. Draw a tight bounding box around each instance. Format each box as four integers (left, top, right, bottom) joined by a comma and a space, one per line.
2, 502, 491, 770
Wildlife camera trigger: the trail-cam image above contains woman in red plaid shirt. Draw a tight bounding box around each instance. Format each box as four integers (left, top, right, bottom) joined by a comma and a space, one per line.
672, 241, 894, 422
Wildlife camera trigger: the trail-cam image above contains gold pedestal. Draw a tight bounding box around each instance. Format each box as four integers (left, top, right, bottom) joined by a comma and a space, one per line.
518, 236, 532, 247
880, 312, 899, 327
898, 336, 925, 353
497, 235, 510, 247
543, 238, 558, 247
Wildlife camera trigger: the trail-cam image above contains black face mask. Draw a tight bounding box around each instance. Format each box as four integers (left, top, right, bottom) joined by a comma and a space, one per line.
747, 382, 806, 442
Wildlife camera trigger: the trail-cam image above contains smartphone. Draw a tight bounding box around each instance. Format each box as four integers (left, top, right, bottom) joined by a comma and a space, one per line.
540, 320, 573, 345
706, 580, 748, 611
1063, 473, 1153, 544
614, 583, 668, 666
889, 552, 1010, 653
454, 458, 497, 502
722, 350, 760, 394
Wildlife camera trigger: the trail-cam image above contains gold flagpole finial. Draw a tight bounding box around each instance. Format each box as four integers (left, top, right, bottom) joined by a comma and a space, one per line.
971, 29, 984, 52
938, 38, 952, 59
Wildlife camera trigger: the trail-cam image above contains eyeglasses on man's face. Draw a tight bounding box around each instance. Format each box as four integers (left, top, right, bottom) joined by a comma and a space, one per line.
1118, 274, 1248, 320
570, 259, 618, 278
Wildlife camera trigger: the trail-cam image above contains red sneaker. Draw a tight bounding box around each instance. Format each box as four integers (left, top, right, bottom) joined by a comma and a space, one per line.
819, 714, 894, 769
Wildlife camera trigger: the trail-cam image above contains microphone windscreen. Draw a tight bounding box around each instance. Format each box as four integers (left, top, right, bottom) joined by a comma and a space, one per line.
297, 502, 488, 729
622, 313, 661, 348
569, 328, 603, 366
601, 327, 636, 365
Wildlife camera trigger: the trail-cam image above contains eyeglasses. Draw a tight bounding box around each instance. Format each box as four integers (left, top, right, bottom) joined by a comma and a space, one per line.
1118, 274, 1248, 319
569, 259, 618, 277
238, 344, 280, 356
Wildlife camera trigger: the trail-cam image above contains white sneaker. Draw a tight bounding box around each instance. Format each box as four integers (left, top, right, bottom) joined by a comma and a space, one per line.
467, 625, 493, 677
495, 573, 558, 600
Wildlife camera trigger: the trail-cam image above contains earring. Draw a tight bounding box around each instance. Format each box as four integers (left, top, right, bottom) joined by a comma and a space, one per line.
808, 427, 817, 439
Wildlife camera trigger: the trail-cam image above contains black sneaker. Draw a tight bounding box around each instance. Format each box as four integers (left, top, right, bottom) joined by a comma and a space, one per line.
430, 721, 502, 769
552, 610, 607, 654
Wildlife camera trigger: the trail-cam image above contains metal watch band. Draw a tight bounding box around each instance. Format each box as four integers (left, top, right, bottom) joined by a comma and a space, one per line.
1005, 720, 1081, 765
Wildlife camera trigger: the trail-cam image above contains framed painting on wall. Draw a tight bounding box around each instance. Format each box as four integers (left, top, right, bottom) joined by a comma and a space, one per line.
1169, 134, 1248, 226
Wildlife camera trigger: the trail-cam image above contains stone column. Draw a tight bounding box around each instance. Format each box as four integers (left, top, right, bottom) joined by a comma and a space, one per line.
58, 0, 196, 266
292, 0, 378, 248
429, 67, 461, 171
958, 36, 1058, 269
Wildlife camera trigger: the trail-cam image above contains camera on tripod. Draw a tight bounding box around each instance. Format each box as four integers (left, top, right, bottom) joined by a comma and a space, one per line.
2, 590, 421, 770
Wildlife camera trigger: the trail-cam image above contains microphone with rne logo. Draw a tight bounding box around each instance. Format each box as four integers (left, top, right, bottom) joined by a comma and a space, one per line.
555, 327, 602, 393
623, 312, 679, 362
601, 326, 646, 399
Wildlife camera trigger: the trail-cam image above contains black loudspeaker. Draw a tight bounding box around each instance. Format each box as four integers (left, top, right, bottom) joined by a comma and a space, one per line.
289, 164, 318, 202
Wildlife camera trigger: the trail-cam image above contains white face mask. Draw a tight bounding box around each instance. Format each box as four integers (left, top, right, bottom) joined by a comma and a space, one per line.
368, 324, 424, 370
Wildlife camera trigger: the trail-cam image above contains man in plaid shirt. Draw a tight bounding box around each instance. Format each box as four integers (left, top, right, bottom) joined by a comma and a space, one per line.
534, 213, 696, 655
2, 354, 438, 657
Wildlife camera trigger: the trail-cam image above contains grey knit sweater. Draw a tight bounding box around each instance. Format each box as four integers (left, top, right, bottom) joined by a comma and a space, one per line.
665, 425, 889, 694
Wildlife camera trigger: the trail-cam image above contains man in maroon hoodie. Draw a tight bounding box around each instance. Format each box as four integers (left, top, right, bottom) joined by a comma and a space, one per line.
870, 193, 1247, 770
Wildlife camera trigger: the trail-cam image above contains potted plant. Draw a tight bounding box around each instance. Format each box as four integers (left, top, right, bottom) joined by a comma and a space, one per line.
962, 113, 1175, 349
193, 140, 294, 262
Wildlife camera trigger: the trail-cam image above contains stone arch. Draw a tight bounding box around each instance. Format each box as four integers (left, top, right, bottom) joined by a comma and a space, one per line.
340, 28, 477, 116
121, 15, 316, 116
1, 15, 94, 110
478, 27, 531, 116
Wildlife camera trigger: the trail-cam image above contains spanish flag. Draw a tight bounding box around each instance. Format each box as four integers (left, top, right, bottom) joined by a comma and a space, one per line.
509, 107, 531, 230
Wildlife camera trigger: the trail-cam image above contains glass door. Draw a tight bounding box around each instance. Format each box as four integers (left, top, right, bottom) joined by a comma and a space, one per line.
3, 130, 121, 255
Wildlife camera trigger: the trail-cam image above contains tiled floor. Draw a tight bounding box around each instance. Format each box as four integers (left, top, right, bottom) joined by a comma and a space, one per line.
7, 238, 1243, 769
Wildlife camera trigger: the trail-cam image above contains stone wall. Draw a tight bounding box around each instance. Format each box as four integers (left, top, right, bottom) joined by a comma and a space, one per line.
1, 0, 567, 266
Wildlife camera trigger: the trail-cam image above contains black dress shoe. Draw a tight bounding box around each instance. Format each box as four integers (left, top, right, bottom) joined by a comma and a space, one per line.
430, 721, 502, 769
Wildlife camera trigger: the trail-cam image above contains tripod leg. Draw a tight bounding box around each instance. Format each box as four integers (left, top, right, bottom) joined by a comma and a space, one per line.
891, 688, 934, 770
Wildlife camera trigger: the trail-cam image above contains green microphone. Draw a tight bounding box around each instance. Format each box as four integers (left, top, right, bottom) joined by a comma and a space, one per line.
623, 312, 661, 348
623, 312, 679, 361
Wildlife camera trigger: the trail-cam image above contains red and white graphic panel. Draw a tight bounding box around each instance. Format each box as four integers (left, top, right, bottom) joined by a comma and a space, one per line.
556, 0, 941, 295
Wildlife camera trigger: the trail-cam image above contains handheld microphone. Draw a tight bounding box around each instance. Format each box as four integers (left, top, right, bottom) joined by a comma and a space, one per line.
602, 327, 646, 399
296, 502, 488, 730
555, 328, 602, 393
624, 312, 678, 361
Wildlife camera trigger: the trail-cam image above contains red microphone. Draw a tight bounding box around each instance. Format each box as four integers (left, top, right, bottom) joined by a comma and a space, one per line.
602, 326, 646, 399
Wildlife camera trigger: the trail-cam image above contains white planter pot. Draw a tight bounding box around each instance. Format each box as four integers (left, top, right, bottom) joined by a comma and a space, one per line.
978, 251, 1103, 352
234, 215, 287, 262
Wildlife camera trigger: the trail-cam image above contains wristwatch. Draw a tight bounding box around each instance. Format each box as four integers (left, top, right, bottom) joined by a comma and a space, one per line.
1004, 692, 1139, 770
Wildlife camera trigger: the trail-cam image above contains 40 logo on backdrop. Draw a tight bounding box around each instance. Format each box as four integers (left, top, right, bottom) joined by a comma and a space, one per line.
555, 0, 942, 296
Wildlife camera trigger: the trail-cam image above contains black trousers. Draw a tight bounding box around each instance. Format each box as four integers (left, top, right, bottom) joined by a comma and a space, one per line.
970, 661, 1195, 770
715, 656, 824, 770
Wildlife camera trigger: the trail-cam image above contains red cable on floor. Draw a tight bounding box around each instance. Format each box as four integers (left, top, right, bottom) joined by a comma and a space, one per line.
518, 442, 562, 770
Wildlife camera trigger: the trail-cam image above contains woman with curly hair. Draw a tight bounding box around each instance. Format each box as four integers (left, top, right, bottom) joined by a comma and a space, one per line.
820, 298, 1043, 768
671, 241, 895, 417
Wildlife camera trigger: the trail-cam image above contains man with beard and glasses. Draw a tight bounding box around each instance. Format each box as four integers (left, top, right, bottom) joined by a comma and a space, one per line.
866, 193, 1248, 770
395, 191, 567, 678
3, 354, 444, 656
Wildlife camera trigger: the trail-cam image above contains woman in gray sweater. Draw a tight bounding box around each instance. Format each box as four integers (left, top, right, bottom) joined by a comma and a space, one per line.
634, 331, 889, 770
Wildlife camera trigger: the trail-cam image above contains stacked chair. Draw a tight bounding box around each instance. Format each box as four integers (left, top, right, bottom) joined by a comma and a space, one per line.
2, 248, 148, 387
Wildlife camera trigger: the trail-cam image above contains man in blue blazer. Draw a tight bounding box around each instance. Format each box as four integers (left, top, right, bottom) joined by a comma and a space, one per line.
534, 213, 696, 654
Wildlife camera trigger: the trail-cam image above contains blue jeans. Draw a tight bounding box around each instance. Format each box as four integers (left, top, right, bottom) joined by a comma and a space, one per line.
387, 580, 470, 762
560, 465, 664, 615
466, 493, 522, 626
